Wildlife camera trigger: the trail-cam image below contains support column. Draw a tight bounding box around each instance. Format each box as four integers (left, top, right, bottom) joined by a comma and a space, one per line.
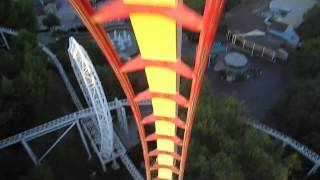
21, 140, 39, 166
115, 98, 129, 136
232, 35, 236, 45
282, 141, 287, 149
82, 122, 107, 172
112, 159, 120, 170
261, 47, 265, 57
251, 43, 255, 56
307, 164, 320, 177
39, 122, 76, 162
77, 120, 92, 160
1, 32, 10, 50
272, 51, 276, 63
226, 31, 231, 40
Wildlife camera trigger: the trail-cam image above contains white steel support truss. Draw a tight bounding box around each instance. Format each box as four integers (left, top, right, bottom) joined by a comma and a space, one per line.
68, 37, 113, 159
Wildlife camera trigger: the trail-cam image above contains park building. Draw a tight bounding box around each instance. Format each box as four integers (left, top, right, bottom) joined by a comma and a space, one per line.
223, 52, 249, 82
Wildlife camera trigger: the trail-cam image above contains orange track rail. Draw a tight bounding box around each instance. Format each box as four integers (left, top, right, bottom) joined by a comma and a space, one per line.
68, 0, 224, 179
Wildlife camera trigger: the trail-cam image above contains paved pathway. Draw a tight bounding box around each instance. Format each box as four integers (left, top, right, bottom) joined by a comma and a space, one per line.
208, 55, 291, 118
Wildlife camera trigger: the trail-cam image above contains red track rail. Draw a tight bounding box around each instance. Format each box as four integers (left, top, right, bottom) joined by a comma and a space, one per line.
68, 0, 225, 179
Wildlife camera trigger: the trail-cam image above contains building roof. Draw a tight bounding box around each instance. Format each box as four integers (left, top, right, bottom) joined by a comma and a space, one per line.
245, 35, 284, 50
242, 29, 266, 37
224, 52, 248, 68
270, 20, 288, 32
226, 1, 269, 33
270, 0, 318, 27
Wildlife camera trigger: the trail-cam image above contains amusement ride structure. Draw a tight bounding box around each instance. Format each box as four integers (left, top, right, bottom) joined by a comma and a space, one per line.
68, 0, 225, 179
1, 0, 320, 179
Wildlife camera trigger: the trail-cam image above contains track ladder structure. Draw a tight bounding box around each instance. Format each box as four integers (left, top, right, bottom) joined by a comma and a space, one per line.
2, 2, 320, 176
68, 0, 225, 179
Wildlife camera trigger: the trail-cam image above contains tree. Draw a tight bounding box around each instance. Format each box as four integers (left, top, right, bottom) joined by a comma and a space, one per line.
293, 38, 320, 79
185, 0, 241, 13
0, 0, 36, 31
269, 16, 320, 178
184, 0, 205, 14
185, 83, 300, 180
0, 31, 49, 135
225, 0, 241, 11
270, 77, 320, 179
96, 65, 125, 99
183, 0, 229, 42
300, 5, 320, 40
277, 77, 320, 151
42, 13, 60, 31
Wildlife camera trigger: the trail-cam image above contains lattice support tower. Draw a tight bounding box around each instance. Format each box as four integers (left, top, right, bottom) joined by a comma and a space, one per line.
68, 37, 114, 159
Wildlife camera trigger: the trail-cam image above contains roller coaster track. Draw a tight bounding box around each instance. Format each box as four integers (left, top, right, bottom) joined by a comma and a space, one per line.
0, 107, 318, 177
68, 1, 226, 179
1, 26, 145, 179
0, 108, 94, 149
0, 100, 147, 179
0, 27, 18, 36
1, 25, 319, 177
0, 26, 18, 50
0, 105, 144, 180
0, 99, 142, 150
246, 120, 320, 176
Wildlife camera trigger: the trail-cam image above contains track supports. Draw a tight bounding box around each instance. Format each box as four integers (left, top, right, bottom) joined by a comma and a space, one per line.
307, 164, 320, 177
21, 140, 39, 166
77, 120, 93, 160
39, 122, 77, 162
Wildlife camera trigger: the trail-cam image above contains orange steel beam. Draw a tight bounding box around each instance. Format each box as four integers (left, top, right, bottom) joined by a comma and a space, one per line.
68, 0, 225, 179
178, 1, 225, 179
